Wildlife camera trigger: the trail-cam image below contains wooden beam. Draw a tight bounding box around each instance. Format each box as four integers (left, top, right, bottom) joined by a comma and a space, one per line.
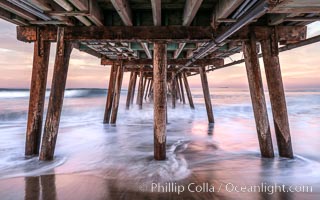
213, 0, 244, 25
151, 0, 161, 26
243, 33, 274, 158
153, 43, 167, 160
209, 34, 320, 72
39, 28, 73, 161
69, 0, 104, 26
199, 66, 214, 123
17, 26, 214, 42
141, 42, 152, 59
182, 72, 195, 109
25, 39, 51, 156
261, 29, 293, 158
173, 43, 186, 59
110, 0, 133, 26
17, 26, 306, 43
27, 0, 73, 23
104, 64, 117, 123
102, 58, 224, 66
269, 0, 320, 13
183, 0, 203, 26
27, 0, 52, 11
53, 0, 92, 26
0, 7, 28, 25
110, 63, 124, 124
0, 0, 37, 21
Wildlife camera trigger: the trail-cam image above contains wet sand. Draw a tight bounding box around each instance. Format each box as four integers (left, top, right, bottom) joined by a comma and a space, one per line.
1, 169, 319, 200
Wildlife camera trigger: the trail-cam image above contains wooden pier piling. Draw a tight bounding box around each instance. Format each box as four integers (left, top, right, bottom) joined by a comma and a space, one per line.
182, 72, 195, 109
176, 78, 182, 101
137, 67, 144, 109
103, 64, 117, 123
110, 63, 124, 124
199, 67, 214, 123
25, 39, 51, 156
148, 80, 153, 99
126, 72, 134, 110
178, 75, 186, 104
243, 33, 274, 158
144, 79, 151, 100
171, 72, 176, 109
40, 28, 73, 161
153, 43, 167, 160
261, 28, 293, 158
130, 72, 137, 104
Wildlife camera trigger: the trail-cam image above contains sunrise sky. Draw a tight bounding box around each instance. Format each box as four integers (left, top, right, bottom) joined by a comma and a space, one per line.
0, 19, 319, 89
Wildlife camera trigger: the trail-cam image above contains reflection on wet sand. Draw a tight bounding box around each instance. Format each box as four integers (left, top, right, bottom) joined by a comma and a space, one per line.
24, 173, 56, 200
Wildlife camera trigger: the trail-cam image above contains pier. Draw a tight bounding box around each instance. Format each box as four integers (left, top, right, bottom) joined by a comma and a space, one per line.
1, 0, 319, 161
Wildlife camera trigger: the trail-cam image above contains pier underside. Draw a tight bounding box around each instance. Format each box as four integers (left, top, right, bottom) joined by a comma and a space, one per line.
1, 0, 320, 160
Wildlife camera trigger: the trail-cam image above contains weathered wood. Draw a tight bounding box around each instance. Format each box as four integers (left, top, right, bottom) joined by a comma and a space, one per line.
171, 72, 176, 109
216, 0, 244, 19
178, 75, 186, 104
110, 0, 133, 26
69, 0, 104, 26
269, 0, 320, 13
126, 72, 134, 110
182, 72, 195, 109
261, 28, 293, 158
153, 43, 167, 160
53, 0, 92, 26
40, 28, 73, 161
110, 63, 124, 124
130, 72, 137, 104
17, 26, 214, 43
183, 0, 203, 26
137, 67, 144, 109
243, 33, 274, 158
213, 0, 244, 26
103, 64, 117, 123
17, 26, 307, 43
199, 67, 214, 123
102, 58, 224, 66
151, 0, 161, 26
25, 39, 51, 156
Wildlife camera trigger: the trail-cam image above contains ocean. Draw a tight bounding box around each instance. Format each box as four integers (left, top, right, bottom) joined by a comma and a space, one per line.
0, 88, 319, 199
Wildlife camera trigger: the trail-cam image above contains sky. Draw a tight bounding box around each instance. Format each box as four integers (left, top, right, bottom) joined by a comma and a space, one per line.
0, 19, 319, 89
